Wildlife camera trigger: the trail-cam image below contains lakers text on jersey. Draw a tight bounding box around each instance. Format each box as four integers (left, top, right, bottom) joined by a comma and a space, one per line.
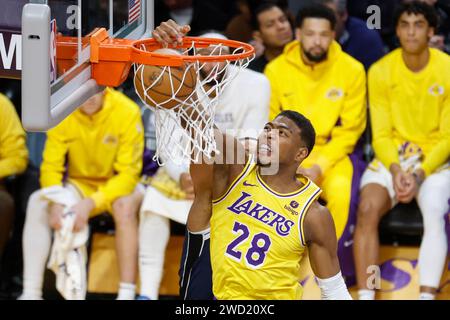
210, 157, 322, 300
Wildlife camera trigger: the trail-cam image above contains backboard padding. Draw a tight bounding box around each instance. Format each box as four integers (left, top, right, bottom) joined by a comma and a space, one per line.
21, 0, 152, 131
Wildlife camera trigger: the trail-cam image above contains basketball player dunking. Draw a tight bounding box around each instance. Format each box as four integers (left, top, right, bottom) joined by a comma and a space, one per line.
153, 21, 352, 300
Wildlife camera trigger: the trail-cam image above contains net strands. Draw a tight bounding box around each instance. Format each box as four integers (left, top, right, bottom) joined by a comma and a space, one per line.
133, 40, 254, 165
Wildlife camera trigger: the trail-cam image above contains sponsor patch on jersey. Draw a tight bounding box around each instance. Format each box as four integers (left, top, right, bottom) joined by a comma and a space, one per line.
325, 88, 344, 101
428, 84, 444, 97
284, 203, 299, 216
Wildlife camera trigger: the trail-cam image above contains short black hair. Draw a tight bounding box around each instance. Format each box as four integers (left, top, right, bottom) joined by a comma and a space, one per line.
277, 110, 315, 155
250, 0, 289, 30
394, 1, 438, 30
251, 2, 280, 30
296, 3, 336, 30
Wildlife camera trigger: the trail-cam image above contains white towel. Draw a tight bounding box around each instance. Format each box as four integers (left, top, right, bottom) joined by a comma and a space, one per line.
41, 186, 89, 300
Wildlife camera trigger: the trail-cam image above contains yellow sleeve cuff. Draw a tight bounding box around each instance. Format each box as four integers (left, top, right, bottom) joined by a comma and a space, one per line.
90, 191, 108, 214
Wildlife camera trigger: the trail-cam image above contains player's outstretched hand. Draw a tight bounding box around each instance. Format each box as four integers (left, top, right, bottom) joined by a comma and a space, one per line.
153, 19, 191, 47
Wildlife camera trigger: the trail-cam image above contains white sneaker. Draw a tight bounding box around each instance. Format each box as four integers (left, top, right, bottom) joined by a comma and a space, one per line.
419, 292, 435, 300
17, 294, 43, 300
358, 289, 375, 300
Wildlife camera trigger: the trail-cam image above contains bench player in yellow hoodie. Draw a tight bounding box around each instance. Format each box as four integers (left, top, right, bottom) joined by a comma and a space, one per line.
0, 94, 28, 263
20, 88, 144, 300
264, 5, 366, 246
354, 1, 450, 300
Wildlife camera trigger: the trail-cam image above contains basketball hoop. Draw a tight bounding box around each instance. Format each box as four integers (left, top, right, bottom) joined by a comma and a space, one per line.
133, 36, 254, 165
57, 28, 255, 164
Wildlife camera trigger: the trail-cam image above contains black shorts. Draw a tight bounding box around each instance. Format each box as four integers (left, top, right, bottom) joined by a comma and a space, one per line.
178, 230, 213, 300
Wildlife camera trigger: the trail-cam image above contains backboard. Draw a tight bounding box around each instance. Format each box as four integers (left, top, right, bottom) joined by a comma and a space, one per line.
17, 0, 153, 131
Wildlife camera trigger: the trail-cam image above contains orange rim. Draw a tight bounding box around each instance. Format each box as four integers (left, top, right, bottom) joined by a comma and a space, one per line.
130, 37, 255, 66
56, 28, 255, 86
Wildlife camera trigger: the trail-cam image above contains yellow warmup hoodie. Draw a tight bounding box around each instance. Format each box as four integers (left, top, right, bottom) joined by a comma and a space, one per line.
40, 88, 144, 215
369, 48, 450, 176
265, 40, 366, 173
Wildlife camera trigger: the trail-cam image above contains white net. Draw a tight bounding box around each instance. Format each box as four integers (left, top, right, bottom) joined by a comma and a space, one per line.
133, 39, 254, 165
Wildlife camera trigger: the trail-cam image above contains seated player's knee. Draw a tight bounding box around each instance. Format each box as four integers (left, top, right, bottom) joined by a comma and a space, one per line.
418, 174, 449, 212
356, 196, 382, 229
112, 196, 138, 225
22, 190, 52, 229
26, 190, 47, 217
27, 189, 42, 208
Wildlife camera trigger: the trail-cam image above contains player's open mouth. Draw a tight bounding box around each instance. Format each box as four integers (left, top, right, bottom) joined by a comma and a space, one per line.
259, 144, 272, 155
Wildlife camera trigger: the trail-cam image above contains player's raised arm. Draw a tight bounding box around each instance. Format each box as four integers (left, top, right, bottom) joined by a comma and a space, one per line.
304, 201, 352, 300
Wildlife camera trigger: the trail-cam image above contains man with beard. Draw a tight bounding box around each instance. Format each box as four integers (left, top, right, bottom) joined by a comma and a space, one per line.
264, 4, 366, 247
319, 0, 385, 70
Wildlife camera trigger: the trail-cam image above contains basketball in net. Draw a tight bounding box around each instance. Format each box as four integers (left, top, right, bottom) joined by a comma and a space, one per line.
81, 28, 255, 164
130, 37, 254, 164
134, 48, 197, 109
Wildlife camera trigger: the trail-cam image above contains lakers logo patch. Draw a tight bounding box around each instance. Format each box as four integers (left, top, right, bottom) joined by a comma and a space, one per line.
325, 88, 344, 101
399, 142, 423, 159
428, 84, 444, 97
103, 134, 118, 145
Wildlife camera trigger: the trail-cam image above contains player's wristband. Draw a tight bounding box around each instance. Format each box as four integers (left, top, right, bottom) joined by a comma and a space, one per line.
316, 272, 352, 300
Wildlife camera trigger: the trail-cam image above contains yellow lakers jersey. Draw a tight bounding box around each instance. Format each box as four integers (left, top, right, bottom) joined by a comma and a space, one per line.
210, 157, 322, 300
